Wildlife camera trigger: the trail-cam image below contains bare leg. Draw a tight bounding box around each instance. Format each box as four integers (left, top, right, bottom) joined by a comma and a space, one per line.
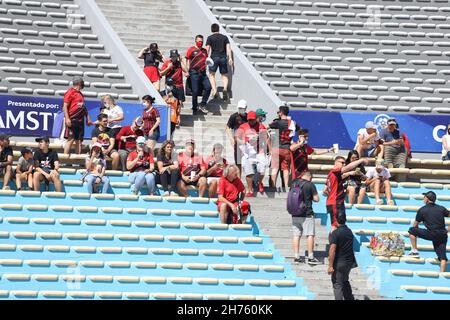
440, 260, 447, 273
209, 72, 217, 96
373, 179, 382, 203
176, 181, 189, 197
208, 180, 218, 198
347, 186, 356, 205
33, 172, 43, 192
283, 169, 290, 189
221, 73, 229, 93
219, 203, 229, 224
383, 180, 393, 202
246, 175, 254, 194
3, 165, 12, 189
409, 233, 418, 251
111, 152, 120, 171
64, 139, 74, 154
50, 172, 62, 192
357, 187, 366, 204
152, 81, 160, 92
307, 235, 315, 258
74, 140, 81, 155
270, 168, 278, 189
197, 177, 207, 198
293, 236, 300, 258
15, 173, 23, 190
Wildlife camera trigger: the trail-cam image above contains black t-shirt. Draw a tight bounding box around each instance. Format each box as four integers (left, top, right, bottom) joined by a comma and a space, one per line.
144, 51, 162, 68
0, 146, 13, 163
92, 127, 113, 150
34, 149, 59, 170
206, 33, 230, 58
157, 153, 174, 167
415, 203, 450, 232
227, 112, 247, 131
299, 179, 318, 216
330, 225, 357, 267
269, 118, 293, 149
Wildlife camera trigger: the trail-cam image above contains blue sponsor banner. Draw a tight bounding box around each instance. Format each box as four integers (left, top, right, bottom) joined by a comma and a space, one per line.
289, 110, 449, 154
0, 95, 169, 142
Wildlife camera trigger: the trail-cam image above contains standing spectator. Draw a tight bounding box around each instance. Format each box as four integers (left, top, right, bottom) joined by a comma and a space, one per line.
177, 139, 208, 198
33, 137, 62, 192
226, 99, 248, 171
442, 124, 450, 160
84, 143, 110, 194
99, 95, 124, 141
0, 134, 13, 190
344, 150, 367, 205
269, 106, 296, 190
354, 121, 382, 159
290, 128, 335, 181
217, 165, 246, 224
324, 156, 368, 231
138, 43, 164, 91
328, 214, 357, 301
291, 172, 321, 265
126, 137, 156, 195
63, 77, 93, 155
91, 114, 120, 170
163, 81, 182, 136
206, 23, 233, 102
185, 35, 211, 114
142, 95, 161, 149
157, 140, 180, 197
15, 147, 34, 191
379, 118, 406, 168
256, 108, 268, 127
408, 191, 450, 272
116, 117, 144, 171
206, 143, 228, 198
235, 111, 271, 197
161, 50, 187, 107
365, 160, 394, 206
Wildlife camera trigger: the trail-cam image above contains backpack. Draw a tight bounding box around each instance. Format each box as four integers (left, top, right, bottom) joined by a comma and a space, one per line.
287, 179, 308, 217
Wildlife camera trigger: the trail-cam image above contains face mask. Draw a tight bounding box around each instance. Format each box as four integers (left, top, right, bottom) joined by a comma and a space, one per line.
196, 41, 203, 47
142, 103, 148, 108
304, 140, 309, 145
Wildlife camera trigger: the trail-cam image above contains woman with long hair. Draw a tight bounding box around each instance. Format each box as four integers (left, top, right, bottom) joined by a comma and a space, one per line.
205, 143, 228, 198
84, 143, 110, 194
344, 150, 367, 205
156, 140, 180, 196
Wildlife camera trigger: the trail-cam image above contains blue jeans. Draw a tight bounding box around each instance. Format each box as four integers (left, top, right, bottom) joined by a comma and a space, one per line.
443, 151, 450, 161
85, 174, 110, 194
129, 171, 156, 195
189, 71, 211, 110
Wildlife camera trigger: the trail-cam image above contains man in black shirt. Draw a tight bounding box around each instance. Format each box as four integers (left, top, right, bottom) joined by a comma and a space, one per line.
206, 23, 233, 102
408, 191, 450, 272
291, 171, 320, 265
0, 134, 13, 190
328, 214, 357, 300
226, 99, 248, 171
91, 114, 120, 170
33, 136, 62, 192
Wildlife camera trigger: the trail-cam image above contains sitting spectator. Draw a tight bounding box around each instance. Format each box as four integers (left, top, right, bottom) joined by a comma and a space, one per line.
116, 117, 144, 171
206, 143, 228, 198
379, 118, 406, 168
365, 161, 394, 205
15, 147, 34, 191
126, 137, 156, 195
442, 124, 450, 161
408, 191, 449, 272
236, 111, 271, 197
344, 150, 367, 205
354, 121, 382, 159
142, 95, 161, 149
138, 42, 164, 91
290, 128, 335, 181
33, 137, 62, 192
226, 99, 247, 172
63, 77, 93, 154
163, 81, 182, 136
84, 143, 110, 194
91, 114, 120, 170
0, 134, 13, 190
177, 139, 208, 198
161, 49, 187, 108
99, 95, 124, 141
157, 140, 180, 196
217, 165, 246, 224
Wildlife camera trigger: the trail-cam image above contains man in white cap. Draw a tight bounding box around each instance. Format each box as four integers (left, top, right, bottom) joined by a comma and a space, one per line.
365, 160, 394, 205
226, 99, 248, 171
355, 121, 382, 159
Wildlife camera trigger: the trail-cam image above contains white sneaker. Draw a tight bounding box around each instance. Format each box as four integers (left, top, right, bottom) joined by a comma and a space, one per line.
162, 191, 170, 197
170, 191, 178, 197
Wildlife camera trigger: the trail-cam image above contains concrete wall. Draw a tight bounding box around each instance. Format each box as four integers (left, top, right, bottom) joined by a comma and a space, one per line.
178, 0, 283, 121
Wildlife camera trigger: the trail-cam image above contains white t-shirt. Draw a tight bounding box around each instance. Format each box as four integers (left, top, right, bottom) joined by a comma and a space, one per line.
366, 167, 391, 180
442, 134, 450, 157
103, 105, 124, 129
354, 128, 380, 150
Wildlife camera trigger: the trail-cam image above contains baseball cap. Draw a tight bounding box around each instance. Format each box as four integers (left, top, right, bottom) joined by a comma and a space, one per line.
387, 118, 397, 125
365, 121, 377, 130
256, 108, 267, 117
90, 142, 102, 150
422, 191, 437, 203
136, 136, 146, 145
237, 99, 247, 110
20, 147, 33, 156
169, 49, 179, 57
0, 134, 10, 141
247, 111, 257, 120
149, 43, 158, 50
35, 136, 50, 143
185, 138, 195, 146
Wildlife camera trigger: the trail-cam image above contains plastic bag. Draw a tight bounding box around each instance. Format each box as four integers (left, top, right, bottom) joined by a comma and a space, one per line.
369, 232, 405, 257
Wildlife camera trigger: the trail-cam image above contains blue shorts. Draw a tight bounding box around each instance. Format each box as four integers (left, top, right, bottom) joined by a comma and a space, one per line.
145, 130, 160, 142
209, 56, 228, 74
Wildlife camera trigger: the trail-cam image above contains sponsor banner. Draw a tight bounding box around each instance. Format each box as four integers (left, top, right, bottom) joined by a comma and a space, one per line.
0, 95, 169, 142
289, 110, 449, 154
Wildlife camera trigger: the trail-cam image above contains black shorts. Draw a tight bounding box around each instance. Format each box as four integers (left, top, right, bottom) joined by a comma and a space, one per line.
64, 121, 84, 140
172, 86, 186, 102
209, 56, 228, 74
408, 227, 448, 261
326, 203, 346, 228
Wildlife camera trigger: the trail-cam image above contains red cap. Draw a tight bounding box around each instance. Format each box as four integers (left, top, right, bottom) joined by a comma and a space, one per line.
247, 111, 257, 120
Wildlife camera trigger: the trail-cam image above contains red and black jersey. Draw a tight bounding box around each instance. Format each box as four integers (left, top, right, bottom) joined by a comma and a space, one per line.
185, 46, 208, 72
326, 167, 345, 206
291, 144, 314, 180
161, 60, 183, 87
269, 119, 294, 149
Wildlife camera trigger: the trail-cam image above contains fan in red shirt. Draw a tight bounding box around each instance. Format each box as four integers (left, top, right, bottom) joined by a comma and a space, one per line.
161, 49, 188, 106
205, 143, 228, 198
141, 95, 161, 149
116, 117, 144, 171
324, 156, 368, 230
177, 139, 208, 198
217, 165, 247, 224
